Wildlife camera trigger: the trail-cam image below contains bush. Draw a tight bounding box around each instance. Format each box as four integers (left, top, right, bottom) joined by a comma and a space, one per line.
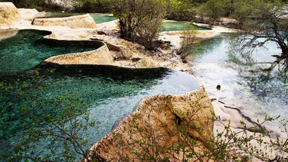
113, 0, 168, 49
178, 26, 199, 63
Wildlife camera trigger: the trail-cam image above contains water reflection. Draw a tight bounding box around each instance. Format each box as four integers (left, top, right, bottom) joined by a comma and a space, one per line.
188, 33, 288, 122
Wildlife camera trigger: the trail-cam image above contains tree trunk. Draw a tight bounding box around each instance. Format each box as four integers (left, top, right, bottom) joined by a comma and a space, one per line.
281, 46, 288, 57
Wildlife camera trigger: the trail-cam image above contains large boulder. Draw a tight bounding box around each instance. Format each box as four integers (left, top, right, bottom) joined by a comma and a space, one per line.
89, 87, 215, 161
32, 14, 97, 29
0, 2, 21, 26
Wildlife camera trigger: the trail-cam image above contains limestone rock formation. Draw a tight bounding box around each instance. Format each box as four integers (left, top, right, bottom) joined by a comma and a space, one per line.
89, 87, 215, 161
0, 28, 18, 41
18, 8, 45, 22
45, 43, 114, 65
32, 14, 97, 29
0, 2, 21, 26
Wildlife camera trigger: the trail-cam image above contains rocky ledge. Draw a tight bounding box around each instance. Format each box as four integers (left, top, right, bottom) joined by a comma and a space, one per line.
89, 87, 214, 161
0, 2, 21, 26
32, 14, 97, 29
45, 43, 114, 65
0, 28, 18, 41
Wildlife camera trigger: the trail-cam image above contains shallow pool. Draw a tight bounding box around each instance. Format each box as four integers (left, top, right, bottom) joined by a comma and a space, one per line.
37, 12, 210, 32
188, 34, 288, 121
158, 22, 210, 32
41, 12, 118, 24
0, 64, 200, 160
0, 30, 103, 73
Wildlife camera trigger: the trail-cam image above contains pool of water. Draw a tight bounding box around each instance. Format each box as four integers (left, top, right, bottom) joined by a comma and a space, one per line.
158, 22, 211, 32
40, 12, 118, 24
0, 30, 103, 73
90, 13, 118, 24
188, 33, 288, 121
0, 64, 200, 160
38, 12, 210, 32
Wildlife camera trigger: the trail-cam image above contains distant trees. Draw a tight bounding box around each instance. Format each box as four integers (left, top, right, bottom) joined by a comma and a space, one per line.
166, 0, 197, 21
113, 0, 168, 49
234, 1, 288, 57
73, 0, 113, 13
0, 0, 44, 8
197, 0, 227, 23
0, 0, 63, 11
196, 0, 288, 57
229, 0, 255, 27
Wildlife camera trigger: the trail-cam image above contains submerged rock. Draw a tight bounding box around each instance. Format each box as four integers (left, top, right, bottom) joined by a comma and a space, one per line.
32, 14, 97, 29
0, 2, 21, 26
89, 87, 214, 161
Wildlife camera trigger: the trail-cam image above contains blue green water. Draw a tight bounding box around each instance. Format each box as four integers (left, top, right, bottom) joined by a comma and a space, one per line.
90, 13, 118, 24
39, 12, 210, 31
0, 30, 200, 160
0, 64, 200, 160
158, 22, 211, 32
40, 12, 118, 24
0, 30, 103, 73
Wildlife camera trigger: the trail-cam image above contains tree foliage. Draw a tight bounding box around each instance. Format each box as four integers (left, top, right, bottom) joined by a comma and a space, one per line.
234, 0, 288, 56
0, 70, 98, 161
197, 0, 228, 23
0, 0, 63, 11
73, 0, 113, 13
113, 0, 168, 49
166, 0, 197, 21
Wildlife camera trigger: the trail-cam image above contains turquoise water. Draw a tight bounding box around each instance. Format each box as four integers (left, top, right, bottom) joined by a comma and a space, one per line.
0, 28, 200, 161
158, 22, 210, 32
0, 64, 200, 160
0, 30, 103, 73
90, 13, 118, 24
40, 12, 117, 24
188, 34, 288, 121
39, 12, 210, 31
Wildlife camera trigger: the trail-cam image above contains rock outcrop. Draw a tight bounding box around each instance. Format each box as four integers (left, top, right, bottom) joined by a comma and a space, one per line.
32, 14, 97, 29
0, 2, 21, 26
0, 28, 18, 41
89, 87, 215, 161
45, 43, 114, 65
18, 8, 45, 22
